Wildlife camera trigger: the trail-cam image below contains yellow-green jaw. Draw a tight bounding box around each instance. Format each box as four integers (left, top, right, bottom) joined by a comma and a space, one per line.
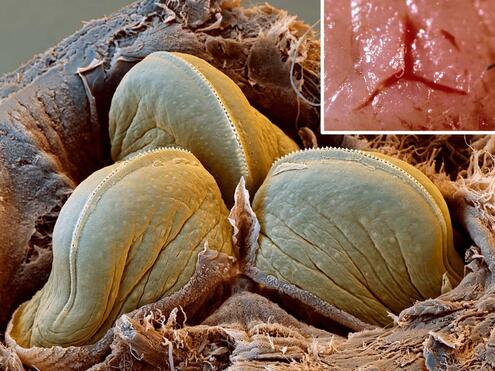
252, 148, 464, 326
10, 148, 233, 347
109, 51, 299, 205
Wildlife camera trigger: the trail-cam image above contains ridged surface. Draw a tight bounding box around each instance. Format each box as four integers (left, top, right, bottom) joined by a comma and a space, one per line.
9, 148, 233, 347
253, 148, 464, 326
109, 51, 299, 205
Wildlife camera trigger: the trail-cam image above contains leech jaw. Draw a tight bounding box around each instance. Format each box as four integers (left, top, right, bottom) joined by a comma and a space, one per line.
11, 148, 233, 347
108, 51, 299, 206
253, 147, 464, 326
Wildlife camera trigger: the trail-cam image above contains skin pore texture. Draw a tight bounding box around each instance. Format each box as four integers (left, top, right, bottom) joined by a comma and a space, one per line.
109, 52, 300, 206
252, 148, 464, 326
10, 148, 233, 348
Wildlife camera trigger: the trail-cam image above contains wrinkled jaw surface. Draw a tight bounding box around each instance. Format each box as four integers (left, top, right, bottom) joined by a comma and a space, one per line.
253, 148, 464, 326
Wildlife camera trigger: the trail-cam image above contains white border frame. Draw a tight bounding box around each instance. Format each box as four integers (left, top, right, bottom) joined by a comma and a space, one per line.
319, 0, 495, 136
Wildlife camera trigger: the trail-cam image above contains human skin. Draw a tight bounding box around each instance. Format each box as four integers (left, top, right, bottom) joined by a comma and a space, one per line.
324, 0, 495, 131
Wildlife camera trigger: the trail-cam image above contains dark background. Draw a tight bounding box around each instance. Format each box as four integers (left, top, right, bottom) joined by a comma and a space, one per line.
0, 0, 319, 75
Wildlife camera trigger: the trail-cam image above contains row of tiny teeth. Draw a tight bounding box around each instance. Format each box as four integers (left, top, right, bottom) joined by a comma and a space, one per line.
126, 146, 432, 204
271, 146, 434, 208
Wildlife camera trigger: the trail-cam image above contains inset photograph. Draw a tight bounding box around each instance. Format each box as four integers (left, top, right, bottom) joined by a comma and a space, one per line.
323, 0, 495, 132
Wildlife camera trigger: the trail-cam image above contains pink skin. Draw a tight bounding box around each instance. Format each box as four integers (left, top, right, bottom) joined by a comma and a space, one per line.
324, 0, 495, 131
